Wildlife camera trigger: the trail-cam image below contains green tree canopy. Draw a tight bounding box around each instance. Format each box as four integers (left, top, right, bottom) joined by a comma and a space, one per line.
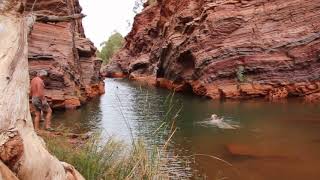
98, 32, 124, 64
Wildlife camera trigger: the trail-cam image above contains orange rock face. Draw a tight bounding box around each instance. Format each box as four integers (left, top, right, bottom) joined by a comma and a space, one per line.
26, 0, 104, 109
108, 0, 320, 101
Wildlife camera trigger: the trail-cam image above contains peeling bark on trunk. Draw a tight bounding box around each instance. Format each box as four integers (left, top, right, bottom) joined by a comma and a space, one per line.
0, 1, 84, 179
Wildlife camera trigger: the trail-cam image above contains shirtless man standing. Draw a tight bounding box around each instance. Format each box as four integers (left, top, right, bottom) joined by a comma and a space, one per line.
30, 70, 53, 131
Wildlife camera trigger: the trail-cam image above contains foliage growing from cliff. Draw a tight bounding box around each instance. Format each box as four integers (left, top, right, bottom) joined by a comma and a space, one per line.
236, 66, 246, 83
133, 0, 144, 14
133, 0, 157, 14
148, 0, 157, 5
98, 32, 124, 64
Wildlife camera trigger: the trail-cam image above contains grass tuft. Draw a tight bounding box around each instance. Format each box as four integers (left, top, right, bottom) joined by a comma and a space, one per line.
44, 133, 170, 180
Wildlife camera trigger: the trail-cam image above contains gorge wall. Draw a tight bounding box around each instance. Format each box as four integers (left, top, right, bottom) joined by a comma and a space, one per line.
106, 0, 320, 101
26, 0, 104, 109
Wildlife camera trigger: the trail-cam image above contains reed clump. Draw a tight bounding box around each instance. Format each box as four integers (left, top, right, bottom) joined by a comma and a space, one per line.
44, 134, 169, 180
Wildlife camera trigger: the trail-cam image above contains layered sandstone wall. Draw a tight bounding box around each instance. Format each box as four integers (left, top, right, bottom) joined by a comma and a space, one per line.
107, 0, 320, 101
26, 0, 104, 109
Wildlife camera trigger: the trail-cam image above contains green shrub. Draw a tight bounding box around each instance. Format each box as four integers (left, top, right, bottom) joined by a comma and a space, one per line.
236, 66, 245, 83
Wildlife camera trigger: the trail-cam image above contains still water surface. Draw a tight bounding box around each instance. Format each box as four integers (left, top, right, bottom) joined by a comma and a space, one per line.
54, 78, 320, 180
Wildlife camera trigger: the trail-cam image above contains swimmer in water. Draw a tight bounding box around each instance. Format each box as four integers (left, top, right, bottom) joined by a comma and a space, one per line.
205, 114, 239, 129
210, 114, 223, 122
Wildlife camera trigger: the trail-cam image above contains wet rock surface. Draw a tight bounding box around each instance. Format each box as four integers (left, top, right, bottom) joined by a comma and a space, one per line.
107, 0, 320, 101
26, 0, 104, 109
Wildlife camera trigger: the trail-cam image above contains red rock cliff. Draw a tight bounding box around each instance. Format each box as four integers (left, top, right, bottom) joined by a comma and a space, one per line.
107, 0, 320, 101
26, 0, 104, 109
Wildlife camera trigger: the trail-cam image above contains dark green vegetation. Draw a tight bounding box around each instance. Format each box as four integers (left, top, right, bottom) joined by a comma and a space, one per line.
97, 32, 124, 64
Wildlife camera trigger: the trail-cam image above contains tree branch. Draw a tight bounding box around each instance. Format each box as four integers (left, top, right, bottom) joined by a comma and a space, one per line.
35, 13, 86, 23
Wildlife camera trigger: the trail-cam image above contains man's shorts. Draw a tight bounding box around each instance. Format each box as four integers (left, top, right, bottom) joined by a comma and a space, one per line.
32, 97, 50, 112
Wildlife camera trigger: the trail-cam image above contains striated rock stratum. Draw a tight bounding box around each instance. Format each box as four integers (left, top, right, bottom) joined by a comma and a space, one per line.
26, 0, 104, 109
107, 0, 320, 101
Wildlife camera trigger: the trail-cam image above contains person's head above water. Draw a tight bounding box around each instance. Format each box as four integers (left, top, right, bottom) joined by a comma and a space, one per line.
210, 114, 223, 123
37, 70, 48, 79
211, 114, 218, 119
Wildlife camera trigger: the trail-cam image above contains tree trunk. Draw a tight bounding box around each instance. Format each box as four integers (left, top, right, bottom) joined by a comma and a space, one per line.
0, 1, 83, 179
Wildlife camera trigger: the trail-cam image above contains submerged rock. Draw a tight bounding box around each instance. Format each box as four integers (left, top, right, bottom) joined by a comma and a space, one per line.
107, 0, 320, 101
226, 144, 289, 160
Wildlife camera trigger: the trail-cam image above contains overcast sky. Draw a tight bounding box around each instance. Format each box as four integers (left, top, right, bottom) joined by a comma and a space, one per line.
79, 0, 138, 49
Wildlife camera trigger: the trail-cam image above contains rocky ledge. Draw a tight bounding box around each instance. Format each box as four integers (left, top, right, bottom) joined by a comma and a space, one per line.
106, 0, 320, 101
26, 0, 104, 109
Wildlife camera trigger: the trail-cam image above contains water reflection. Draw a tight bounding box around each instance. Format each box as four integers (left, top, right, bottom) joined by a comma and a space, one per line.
54, 78, 320, 180
53, 98, 102, 133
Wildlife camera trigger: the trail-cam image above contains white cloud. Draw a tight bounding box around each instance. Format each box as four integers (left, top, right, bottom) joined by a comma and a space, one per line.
79, 0, 137, 49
